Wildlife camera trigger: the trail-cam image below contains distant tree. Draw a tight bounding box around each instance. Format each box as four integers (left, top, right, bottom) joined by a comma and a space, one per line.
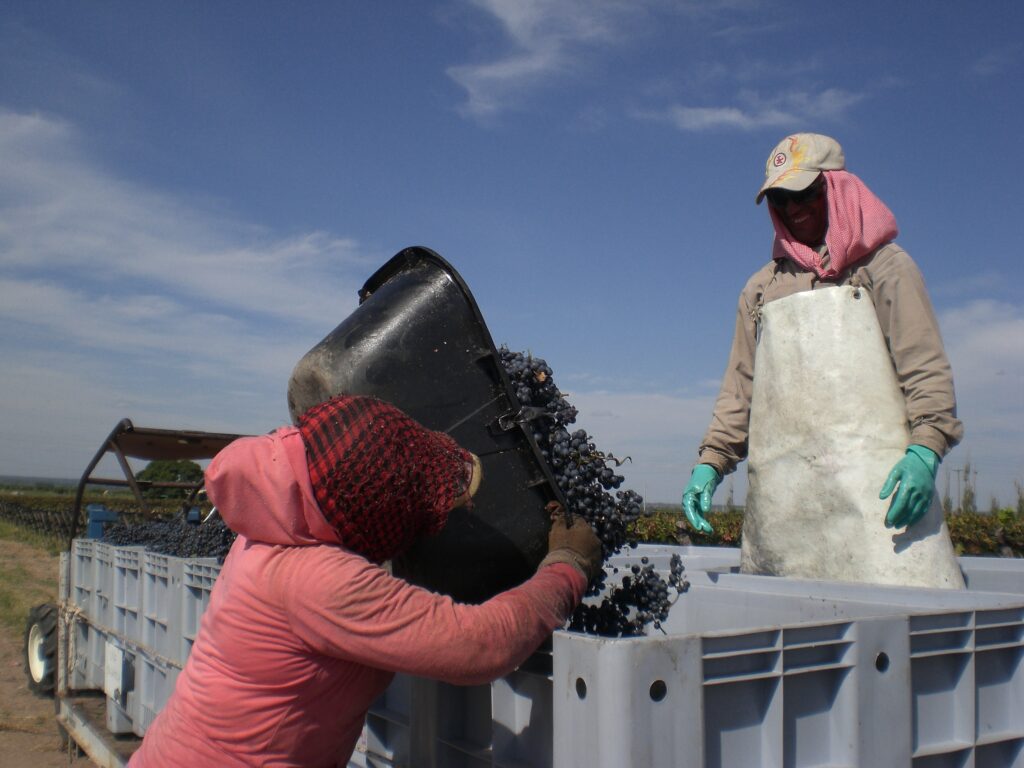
1016, 481, 1024, 519
942, 493, 953, 515
136, 460, 204, 499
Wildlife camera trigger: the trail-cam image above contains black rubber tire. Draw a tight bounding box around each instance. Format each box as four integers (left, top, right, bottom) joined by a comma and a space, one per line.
23, 602, 58, 697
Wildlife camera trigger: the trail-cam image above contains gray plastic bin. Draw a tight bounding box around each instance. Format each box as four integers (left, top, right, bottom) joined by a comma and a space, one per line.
351, 549, 1024, 768
64, 536, 1024, 762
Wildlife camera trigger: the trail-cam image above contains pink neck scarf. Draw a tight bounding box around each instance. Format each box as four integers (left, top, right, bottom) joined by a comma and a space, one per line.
770, 170, 898, 278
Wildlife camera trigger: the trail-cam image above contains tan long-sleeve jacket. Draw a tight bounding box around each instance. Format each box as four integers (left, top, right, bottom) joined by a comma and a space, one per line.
697, 242, 963, 476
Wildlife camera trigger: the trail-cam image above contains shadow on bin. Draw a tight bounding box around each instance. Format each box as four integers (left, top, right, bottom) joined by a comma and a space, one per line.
287, 246, 565, 604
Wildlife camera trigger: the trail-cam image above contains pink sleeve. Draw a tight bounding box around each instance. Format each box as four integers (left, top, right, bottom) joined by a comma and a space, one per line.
274, 549, 586, 685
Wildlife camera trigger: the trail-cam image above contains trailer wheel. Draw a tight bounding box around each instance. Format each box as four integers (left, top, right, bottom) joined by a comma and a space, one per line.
24, 603, 58, 697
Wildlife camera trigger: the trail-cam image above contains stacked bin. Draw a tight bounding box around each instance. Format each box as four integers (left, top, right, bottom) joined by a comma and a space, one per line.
182, 559, 220, 660
142, 552, 185, 663
66, 541, 224, 738
93, 542, 115, 628
349, 547, 1024, 768
71, 539, 96, 617
563, 548, 1024, 768
69, 539, 104, 690
135, 654, 181, 733
68, 538, 1024, 762
113, 546, 145, 644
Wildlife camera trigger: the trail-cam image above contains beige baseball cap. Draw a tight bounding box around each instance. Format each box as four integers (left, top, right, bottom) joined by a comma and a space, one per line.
756, 133, 845, 204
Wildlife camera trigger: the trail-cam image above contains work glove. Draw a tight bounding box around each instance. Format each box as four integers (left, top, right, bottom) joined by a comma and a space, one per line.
880, 445, 940, 530
681, 464, 720, 534
539, 502, 603, 583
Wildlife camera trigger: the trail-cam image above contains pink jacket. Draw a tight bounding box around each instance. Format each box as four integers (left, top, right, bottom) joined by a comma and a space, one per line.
129, 427, 585, 767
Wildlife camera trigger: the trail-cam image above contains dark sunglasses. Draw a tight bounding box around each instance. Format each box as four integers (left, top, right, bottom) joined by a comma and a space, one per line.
766, 178, 825, 208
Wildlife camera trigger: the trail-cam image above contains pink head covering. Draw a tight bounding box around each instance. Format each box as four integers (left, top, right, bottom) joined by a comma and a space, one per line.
770, 170, 898, 278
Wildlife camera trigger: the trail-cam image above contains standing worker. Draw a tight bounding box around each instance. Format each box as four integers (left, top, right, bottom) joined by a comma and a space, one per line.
681, 133, 964, 588
129, 394, 601, 767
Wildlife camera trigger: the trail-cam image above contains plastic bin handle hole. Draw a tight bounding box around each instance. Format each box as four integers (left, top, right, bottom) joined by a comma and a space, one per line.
575, 678, 587, 699
875, 652, 890, 673
649, 680, 667, 702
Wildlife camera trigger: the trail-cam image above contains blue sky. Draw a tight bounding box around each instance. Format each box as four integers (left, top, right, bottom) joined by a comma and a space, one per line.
1, 0, 1021, 506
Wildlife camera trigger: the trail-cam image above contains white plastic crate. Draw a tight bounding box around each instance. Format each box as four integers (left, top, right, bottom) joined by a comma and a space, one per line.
359, 674, 411, 766
61, 536, 1024, 767
103, 636, 136, 736
621, 544, 1024, 599
353, 669, 553, 768
606, 544, 741, 575
113, 546, 145, 644
134, 653, 180, 736
351, 580, 913, 768
71, 539, 95, 619
93, 542, 115, 629
553, 604, 1024, 767
69, 620, 106, 691
182, 559, 221, 660
960, 556, 1024, 595
142, 552, 186, 663
350, 553, 1024, 768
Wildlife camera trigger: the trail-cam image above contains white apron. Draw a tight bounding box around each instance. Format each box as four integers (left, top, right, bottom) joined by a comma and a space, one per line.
741, 285, 964, 588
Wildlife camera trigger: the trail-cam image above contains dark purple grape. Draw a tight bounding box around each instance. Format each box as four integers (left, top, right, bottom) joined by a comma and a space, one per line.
498, 346, 688, 637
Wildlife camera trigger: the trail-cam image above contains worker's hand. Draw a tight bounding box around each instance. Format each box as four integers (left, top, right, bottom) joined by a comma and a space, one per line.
681, 464, 720, 534
540, 503, 603, 583
880, 445, 940, 530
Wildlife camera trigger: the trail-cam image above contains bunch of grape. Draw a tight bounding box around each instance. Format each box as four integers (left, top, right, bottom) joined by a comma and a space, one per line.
498, 346, 688, 636
571, 554, 687, 635
101, 516, 236, 560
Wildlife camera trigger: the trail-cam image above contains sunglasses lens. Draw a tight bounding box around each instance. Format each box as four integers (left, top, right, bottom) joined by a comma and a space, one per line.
768, 181, 823, 207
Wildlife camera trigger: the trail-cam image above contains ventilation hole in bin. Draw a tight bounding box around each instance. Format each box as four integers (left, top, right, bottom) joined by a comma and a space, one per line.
649, 680, 667, 702
875, 652, 890, 672
575, 678, 587, 699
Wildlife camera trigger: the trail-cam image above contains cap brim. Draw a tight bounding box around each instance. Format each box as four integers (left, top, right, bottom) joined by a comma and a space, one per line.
755, 168, 822, 204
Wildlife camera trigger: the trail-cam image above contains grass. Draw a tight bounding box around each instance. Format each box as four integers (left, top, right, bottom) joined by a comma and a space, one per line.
0, 521, 62, 554
0, 522, 60, 633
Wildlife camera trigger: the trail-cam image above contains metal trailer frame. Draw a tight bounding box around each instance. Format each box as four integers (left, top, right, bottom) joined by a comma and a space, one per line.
53, 418, 244, 765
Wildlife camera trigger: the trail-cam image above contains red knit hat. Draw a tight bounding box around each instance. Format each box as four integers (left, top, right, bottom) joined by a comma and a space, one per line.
297, 395, 473, 563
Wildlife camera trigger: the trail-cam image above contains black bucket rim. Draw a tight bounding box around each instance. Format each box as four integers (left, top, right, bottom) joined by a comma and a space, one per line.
358, 245, 568, 511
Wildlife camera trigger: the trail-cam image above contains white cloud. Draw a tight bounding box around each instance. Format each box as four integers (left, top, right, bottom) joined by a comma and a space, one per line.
937, 300, 1024, 506
0, 109, 374, 478
971, 46, 1020, 77
941, 300, 1024, 427
447, 0, 643, 118
448, 0, 864, 129
645, 87, 866, 132
0, 110, 371, 328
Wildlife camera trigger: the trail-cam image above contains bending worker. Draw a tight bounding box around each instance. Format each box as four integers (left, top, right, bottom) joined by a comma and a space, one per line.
681, 133, 964, 588
130, 394, 601, 767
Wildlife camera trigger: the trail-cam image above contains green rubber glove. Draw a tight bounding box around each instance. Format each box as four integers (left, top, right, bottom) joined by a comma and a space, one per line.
880, 445, 940, 530
681, 464, 721, 534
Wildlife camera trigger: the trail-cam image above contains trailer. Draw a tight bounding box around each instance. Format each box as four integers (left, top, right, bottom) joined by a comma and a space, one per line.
23, 418, 245, 766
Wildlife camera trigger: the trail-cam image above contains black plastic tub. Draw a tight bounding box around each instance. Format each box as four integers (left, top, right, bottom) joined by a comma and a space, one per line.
288, 246, 565, 603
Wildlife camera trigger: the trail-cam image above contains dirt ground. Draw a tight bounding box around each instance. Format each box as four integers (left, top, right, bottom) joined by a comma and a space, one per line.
0, 538, 96, 767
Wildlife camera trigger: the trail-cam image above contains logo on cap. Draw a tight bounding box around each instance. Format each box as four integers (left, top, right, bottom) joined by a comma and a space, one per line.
773, 152, 788, 168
